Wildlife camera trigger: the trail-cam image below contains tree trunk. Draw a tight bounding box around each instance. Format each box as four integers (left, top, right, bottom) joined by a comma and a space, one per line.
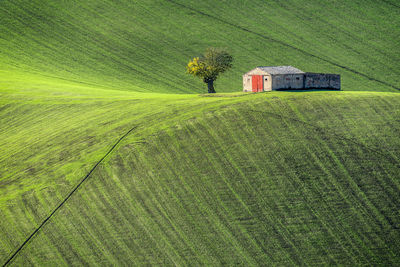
207, 79, 216, 93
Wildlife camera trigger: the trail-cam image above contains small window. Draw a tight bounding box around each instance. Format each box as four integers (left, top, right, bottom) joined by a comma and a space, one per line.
265, 77, 268, 81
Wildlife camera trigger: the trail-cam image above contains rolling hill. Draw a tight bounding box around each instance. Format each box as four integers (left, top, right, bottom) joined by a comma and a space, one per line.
1, 0, 399, 93
1, 0, 399, 265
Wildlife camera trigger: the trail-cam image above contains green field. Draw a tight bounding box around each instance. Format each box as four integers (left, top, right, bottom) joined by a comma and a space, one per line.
1, 0, 400, 93
1, 0, 399, 265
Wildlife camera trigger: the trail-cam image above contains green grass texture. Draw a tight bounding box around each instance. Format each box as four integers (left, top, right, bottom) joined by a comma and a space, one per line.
1, 0, 400, 265
2, 90, 399, 265
1, 0, 399, 93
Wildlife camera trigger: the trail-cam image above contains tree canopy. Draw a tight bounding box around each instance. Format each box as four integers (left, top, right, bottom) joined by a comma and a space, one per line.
187, 48, 233, 93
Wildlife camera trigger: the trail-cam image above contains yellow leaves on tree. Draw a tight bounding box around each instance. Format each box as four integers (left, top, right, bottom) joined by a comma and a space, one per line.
186, 48, 233, 93
187, 57, 207, 77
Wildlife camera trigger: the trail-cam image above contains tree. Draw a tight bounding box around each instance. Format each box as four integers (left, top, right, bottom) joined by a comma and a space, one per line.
186, 48, 233, 93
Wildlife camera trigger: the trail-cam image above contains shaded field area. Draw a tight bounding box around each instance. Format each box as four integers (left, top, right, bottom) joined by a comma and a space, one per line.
2, 92, 399, 265
0, 0, 399, 93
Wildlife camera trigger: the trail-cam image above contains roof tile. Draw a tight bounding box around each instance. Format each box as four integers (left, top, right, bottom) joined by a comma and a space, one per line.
256, 66, 304, 74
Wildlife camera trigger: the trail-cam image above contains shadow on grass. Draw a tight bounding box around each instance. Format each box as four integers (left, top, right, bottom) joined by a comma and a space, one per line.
199, 89, 341, 97
275, 88, 341, 92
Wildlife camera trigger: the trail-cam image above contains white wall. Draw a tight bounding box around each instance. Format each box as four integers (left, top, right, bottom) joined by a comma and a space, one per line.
243, 75, 252, 92
263, 75, 272, 91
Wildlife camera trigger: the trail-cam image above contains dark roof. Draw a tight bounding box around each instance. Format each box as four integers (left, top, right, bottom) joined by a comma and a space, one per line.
256, 66, 304, 75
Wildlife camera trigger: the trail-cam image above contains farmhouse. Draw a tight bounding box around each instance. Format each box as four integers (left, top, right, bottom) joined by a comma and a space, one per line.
243, 66, 340, 92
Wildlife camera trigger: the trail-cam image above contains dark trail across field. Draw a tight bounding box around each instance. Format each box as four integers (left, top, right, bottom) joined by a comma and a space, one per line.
0, 0, 399, 265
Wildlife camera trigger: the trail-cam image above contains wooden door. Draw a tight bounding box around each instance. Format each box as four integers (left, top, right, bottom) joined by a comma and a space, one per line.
252, 75, 263, 92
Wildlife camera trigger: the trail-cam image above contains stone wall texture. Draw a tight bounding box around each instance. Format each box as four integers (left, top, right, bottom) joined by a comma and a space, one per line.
304, 73, 341, 90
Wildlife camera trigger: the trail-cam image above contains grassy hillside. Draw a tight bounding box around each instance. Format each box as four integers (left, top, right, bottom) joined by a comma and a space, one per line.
1, 91, 400, 265
0, 86, 245, 261
1, 0, 400, 265
0, 0, 399, 93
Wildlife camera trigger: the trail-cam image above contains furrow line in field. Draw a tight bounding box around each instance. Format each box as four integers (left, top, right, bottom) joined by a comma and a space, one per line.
327, 98, 400, 223
234, 108, 353, 263
206, 108, 332, 264
147, 140, 215, 264
83, 160, 159, 265
254, 107, 400, 238
296, 99, 397, 259
279, 0, 398, 66
195, 120, 283, 264
90, 171, 146, 264
217, 111, 311, 264
165, 0, 400, 91
2, 125, 138, 266
68, 185, 124, 264
34, 190, 70, 264
158, 137, 225, 264
214, 109, 310, 264
169, 125, 259, 265
294, 97, 399, 214
112, 167, 172, 264
252, 100, 399, 258
97, 173, 168, 265
132, 144, 204, 263
177, 128, 260, 264
380, 0, 400, 9
274, 112, 378, 263
247, 109, 400, 171
44, 208, 90, 266
175, 124, 261, 264
248, 108, 360, 264
125, 138, 203, 265
127, 180, 187, 265
72, 197, 118, 264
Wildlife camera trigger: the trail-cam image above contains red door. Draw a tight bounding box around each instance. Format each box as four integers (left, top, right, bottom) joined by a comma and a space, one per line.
252, 75, 263, 92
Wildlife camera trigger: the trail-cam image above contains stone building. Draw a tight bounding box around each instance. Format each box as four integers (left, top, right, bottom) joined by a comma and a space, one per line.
243, 66, 340, 92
